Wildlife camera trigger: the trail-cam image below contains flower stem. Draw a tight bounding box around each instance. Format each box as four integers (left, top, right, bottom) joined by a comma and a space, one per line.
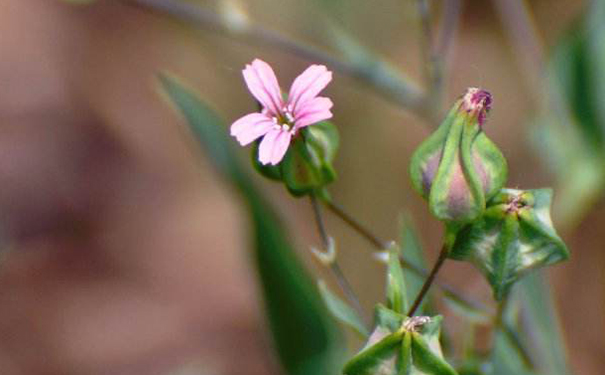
407, 243, 448, 316
309, 194, 367, 325
323, 200, 389, 249
323, 199, 490, 314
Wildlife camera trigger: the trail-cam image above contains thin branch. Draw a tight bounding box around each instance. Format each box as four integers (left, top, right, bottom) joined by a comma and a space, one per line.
121, 0, 429, 119
310, 195, 368, 325
407, 243, 448, 316
324, 199, 490, 314
324, 200, 389, 250
436, 0, 462, 68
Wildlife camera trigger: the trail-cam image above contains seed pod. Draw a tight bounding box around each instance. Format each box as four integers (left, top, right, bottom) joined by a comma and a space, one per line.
410, 88, 507, 224
449, 188, 570, 300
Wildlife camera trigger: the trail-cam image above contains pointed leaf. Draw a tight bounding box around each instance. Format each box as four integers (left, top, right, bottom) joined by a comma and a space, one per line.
387, 243, 409, 314
318, 279, 369, 338
343, 330, 404, 375
158, 74, 344, 375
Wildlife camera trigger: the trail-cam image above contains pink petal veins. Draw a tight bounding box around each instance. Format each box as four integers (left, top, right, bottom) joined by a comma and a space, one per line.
242, 59, 283, 115
258, 128, 292, 165
230, 113, 275, 146
295, 97, 333, 128
288, 65, 332, 113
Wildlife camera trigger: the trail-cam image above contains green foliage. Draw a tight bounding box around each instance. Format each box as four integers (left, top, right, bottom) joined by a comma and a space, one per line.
386, 243, 409, 314
253, 122, 339, 197
532, 0, 605, 225
318, 279, 369, 338
399, 214, 430, 314
410, 96, 507, 225
449, 189, 569, 300
518, 274, 572, 375
158, 74, 344, 375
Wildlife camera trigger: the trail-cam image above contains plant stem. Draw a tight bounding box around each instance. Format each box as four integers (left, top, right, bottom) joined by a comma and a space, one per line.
324, 199, 490, 314
407, 243, 448, 316
309, 195, 367, 324
323, 200, 389, 249
121, 0, 429, 120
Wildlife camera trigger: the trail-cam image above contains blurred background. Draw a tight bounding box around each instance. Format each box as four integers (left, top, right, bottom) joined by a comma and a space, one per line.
0, 0, 603, 374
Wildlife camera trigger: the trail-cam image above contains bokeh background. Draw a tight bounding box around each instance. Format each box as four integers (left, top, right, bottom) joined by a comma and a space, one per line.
0, 0, 603, 374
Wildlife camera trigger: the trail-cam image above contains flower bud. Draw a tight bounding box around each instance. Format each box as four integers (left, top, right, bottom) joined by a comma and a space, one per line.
252, 121, 339, 197
449, 188, 570, 300
410, 88, 507, 224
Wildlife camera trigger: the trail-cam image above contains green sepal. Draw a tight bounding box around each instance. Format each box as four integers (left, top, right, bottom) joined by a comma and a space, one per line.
280, 122, 339, 197
387, 243, 409, 314
342, 329, 404, 375
252, 141, 283, 180
374, 304, 405, 333
449, 188, 569, 300
410, 316, 458, 375
397, 332, 413, 375
409, 94, 507, 224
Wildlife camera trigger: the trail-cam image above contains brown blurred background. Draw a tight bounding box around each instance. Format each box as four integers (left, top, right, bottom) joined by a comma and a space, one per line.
0, 0, 602, 374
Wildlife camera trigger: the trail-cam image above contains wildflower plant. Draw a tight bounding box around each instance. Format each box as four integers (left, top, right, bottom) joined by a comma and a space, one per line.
61, 0, 591, 375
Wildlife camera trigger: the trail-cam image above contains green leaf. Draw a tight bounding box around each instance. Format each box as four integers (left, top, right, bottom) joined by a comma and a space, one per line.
399, 214, 429, 314
158, 74, 344, 375
387, 243, 408, 314
318, 279, 369, 338
517, 273, 572, 375
531, 2, 605, 226
343, 330, 404, 375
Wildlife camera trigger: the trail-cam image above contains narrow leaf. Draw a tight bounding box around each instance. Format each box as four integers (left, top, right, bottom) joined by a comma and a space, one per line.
158, 74, 344, 375
387, 243, 408, 314
318, 279, 369, 338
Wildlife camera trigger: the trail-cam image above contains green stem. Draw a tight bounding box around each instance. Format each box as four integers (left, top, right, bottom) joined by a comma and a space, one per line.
407, 244, 448, 316
323, 199, 490, 314
309, 194, 367, 325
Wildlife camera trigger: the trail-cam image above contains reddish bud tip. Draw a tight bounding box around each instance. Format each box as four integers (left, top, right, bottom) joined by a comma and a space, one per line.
461, 88, 492, 127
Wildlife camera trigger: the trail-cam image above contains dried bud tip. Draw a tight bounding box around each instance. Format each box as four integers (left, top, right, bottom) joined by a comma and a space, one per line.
461, 87, 492, 126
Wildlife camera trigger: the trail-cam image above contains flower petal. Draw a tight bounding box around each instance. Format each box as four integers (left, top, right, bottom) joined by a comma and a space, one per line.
258, 129, 292, 165
230, 113, 275, 146
242, 59, 283, 115
288, 65, 332, 113
295, 97, 333, 128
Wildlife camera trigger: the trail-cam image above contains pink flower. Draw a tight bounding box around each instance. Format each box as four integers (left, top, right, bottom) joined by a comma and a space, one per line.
231, 59, 334, 165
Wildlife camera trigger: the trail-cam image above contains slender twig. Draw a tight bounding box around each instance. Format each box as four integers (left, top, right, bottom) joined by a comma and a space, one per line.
490, 0, 545, 102
324, 199, 489, 313
324, 200, 389, 249
436, 0, 462, 61
121, 0, 428, 119
309, 195, 367, 324
407, 244, 448, 316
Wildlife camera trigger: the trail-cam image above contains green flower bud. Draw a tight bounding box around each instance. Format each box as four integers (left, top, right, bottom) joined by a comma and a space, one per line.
410, 88, 507, 224
252, 121, 339, 197
449, 188, 570, 300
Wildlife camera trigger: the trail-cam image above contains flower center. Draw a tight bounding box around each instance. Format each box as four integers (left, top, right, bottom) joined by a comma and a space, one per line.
270, 105, 296, 134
